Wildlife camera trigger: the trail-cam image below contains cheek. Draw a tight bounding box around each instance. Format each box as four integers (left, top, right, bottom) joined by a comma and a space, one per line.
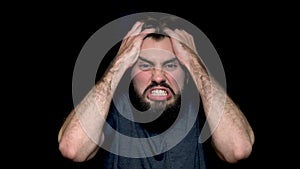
167, 71, 186, 91
131, 71, 152, 93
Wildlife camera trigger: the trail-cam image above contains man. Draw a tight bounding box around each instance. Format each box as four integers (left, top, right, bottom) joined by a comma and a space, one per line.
58, 16, 255, 169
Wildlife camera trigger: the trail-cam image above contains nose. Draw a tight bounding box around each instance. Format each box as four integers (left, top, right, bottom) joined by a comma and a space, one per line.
151, 68, 166, 84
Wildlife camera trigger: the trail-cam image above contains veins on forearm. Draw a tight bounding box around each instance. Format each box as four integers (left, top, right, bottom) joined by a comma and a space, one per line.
96, 57, 128, 99
94, 60, 122, 101
187, 54, 226, 115
75, 59, 124, 118
188, 54, 211, 99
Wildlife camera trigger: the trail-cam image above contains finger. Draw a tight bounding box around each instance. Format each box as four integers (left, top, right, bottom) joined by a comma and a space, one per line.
126, 28, 156, 48
121, 22, 144, 49
141, 28, 156, 34
174, 29, 189, 45
124, 21, 144, 39
165, 28, 187, 49
163, 28, 184, 54
130, 23, 145, 37
181, 30, 193, 46
118, 28, 155, 58
180, 30, 198, 54
163, 27, 182, 43
131, 28, 156, 51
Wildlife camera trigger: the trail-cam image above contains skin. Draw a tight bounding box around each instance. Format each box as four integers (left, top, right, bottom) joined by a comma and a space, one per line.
131, 38, 186, 108
58, 21, 255, 163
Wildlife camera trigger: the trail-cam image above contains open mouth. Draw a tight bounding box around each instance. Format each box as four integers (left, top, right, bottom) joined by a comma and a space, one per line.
147, 87, 172, 101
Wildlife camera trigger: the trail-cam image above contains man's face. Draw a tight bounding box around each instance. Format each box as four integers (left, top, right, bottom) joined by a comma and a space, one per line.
131, 37, 186, 111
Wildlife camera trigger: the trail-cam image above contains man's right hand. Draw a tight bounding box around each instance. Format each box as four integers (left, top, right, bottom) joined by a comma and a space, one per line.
114, 21, 155, 70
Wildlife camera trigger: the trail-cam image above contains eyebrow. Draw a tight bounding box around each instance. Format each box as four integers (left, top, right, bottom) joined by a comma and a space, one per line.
138, 57, 178, 65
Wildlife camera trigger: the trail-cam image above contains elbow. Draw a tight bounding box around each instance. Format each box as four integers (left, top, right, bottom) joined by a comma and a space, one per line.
58, 133, 104, 162
58, 139, 86, 162
224, 129, 255, 163
225, 141, 253, 163
231, 143, 253, 163
229, 130, 255, 163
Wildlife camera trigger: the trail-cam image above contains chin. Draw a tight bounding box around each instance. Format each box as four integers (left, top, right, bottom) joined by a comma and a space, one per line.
148, 97, 174, 105
149, 99, 177, 111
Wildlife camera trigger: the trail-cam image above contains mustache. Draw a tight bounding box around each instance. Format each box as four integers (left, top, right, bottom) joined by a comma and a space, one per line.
143, 81, 175, 95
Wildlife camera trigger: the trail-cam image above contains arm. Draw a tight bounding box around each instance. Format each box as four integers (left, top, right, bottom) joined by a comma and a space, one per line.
58, 22, 155, 162
164, 28, 255, 163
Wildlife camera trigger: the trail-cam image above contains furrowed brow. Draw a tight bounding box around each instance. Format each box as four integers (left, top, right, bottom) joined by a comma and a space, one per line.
163, 58, 178, 65
139, 57, 178, 65
138, 57, 154, 65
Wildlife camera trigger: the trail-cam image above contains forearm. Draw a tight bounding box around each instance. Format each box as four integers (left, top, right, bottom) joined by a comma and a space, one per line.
58, 21, 153, 162
187, 54, 255, 163
58, 59, 127, 162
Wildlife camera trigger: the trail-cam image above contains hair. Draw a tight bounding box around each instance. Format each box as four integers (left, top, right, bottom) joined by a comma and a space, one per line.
140, 16, 191, 85
143, 33, 169, 41
140, 15, 181, 35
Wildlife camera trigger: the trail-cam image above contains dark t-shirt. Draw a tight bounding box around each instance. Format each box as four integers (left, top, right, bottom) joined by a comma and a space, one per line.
97, 92, 207, 169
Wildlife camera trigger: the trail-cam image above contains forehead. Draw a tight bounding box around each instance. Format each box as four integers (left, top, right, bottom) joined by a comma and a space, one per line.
140, 37, 176, 61
141, 37, 173, 51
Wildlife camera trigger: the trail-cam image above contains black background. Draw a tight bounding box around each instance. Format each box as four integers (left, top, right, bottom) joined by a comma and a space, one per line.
5, 2, 296, 168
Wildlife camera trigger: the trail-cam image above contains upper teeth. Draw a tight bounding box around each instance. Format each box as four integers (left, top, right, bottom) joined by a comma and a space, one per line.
151, 90, 167, 96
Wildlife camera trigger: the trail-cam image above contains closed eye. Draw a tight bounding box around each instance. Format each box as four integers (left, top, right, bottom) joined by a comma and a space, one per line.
163, 62, 178, 71
138, 62, 153, 70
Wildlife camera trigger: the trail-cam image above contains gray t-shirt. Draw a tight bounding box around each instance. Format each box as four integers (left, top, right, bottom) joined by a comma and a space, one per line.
97, 93, 207, 169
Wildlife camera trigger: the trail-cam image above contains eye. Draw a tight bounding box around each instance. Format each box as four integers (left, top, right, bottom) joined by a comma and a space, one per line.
139, 63, 152, 70
164, 63, 178, 71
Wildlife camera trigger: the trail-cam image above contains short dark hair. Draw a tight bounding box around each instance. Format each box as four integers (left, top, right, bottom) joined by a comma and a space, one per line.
143, 33, 169, 41
140, 15, 181, 35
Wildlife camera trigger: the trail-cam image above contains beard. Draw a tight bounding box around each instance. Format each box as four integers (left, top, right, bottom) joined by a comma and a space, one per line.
129, 81, 182, 134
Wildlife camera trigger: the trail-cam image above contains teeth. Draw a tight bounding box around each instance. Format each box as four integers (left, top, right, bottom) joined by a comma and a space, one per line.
151, 89, 167, 96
